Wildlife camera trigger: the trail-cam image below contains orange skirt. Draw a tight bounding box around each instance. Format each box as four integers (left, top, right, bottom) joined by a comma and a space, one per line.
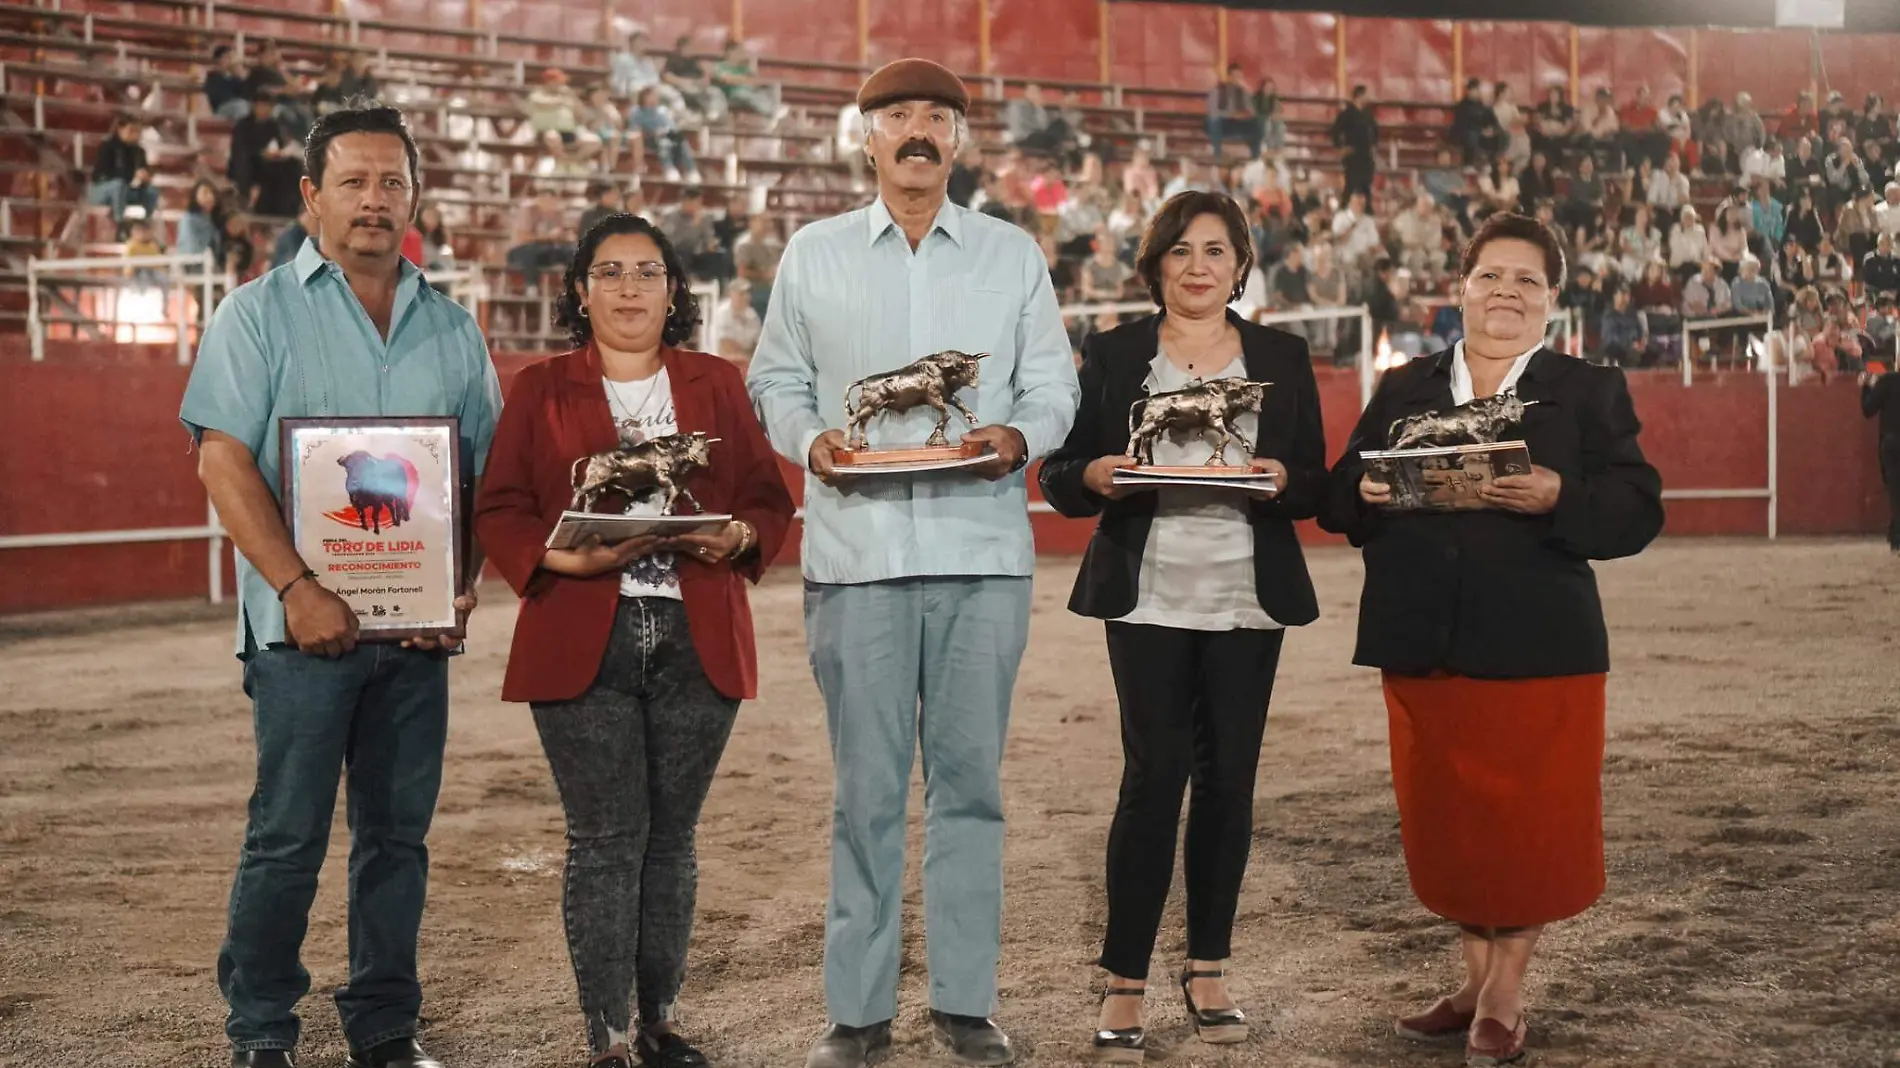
1382, 672, 1607, 927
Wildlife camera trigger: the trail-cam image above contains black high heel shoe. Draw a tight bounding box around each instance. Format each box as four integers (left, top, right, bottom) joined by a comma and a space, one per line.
1180, 967, 1248, 1044
1091, 985, 1146, 1064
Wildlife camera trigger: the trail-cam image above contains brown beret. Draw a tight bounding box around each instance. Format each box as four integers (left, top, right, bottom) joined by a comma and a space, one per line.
856, 58, 969, 114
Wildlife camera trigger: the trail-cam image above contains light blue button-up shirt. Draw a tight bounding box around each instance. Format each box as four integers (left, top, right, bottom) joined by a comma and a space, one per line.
747, 197, 1080, 584
179, 238, 502, 655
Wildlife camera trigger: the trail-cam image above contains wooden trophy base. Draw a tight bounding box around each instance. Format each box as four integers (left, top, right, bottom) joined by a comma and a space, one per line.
1122, 465, 1266, 478
833, 440, 988, 467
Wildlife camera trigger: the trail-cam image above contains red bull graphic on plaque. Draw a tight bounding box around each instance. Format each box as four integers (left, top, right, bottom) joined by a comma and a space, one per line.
323, 451, 422, 533
280, 418, 463, 638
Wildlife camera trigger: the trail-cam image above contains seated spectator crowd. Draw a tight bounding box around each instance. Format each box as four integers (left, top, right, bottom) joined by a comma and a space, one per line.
73, 29, 1900, 380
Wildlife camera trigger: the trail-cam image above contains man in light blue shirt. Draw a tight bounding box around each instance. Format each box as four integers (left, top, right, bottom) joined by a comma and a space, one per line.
748, 58, 1078, 1068
178, 104, 498, 1068
607, 29, 684, 113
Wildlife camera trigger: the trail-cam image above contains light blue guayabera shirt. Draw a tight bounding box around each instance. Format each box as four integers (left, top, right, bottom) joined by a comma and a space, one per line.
179, 238, 502, 655
747, 197, 1080, 584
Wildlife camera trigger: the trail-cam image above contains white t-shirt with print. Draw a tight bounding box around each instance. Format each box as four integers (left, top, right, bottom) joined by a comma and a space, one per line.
603, 369, 682, 600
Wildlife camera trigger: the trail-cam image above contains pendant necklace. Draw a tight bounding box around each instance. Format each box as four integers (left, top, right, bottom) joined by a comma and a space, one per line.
606, 369, 664, 444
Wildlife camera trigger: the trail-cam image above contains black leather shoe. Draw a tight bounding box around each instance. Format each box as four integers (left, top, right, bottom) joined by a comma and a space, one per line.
1180, 968, 1248, 1044
346, 1037, 445, 1068
804, 1021, 892, 1068
1091, 985, 1146, 1065
232, 1052, 295, 1068
637, 1029, 710, 1068
929, 1011, 1015, 1066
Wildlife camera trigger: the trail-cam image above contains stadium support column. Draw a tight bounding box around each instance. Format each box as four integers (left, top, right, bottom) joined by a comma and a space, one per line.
1335, 16, 1346, 100
978, 0, 991, 73
857, 0, 869, 65
733, 0, 743, 44
1098, 0, 1110, 85
1568, 24, 1580, 105
1687, 28, 1699, 108
1450, 22, 1462, 101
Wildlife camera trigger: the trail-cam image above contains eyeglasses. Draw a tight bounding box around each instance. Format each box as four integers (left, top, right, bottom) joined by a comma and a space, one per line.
588, 262, 667, 292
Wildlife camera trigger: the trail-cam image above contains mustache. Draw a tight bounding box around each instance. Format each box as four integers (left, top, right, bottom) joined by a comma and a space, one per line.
895, 139, 941, 164
350, 216, 395, 230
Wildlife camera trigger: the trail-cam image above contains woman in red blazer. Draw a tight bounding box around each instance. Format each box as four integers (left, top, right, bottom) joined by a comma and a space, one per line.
474, 214, 794, 1068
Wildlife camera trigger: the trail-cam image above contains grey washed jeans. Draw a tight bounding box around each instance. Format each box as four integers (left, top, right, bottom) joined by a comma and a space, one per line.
531, 597, 740, 1054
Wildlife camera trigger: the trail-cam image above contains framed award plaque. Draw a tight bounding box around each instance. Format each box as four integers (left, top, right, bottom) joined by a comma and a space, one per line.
279, 417, 465, 641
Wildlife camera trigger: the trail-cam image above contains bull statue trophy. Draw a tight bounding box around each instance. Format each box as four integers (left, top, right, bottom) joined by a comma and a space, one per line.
1387, 390, 1535, 450
1125, 377, 1269, 469
835, 349, 989, 465
570, 430, 720, 514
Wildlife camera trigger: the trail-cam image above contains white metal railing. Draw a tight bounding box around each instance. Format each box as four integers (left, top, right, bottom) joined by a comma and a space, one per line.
1660, 357, 1778, 539
1679, 312, 1775, 386
1546, 307, 1582, 356
12, 249, 233, 596
425, 266, 487, 323
692, 280, 721, 356
28, 250, 228, 364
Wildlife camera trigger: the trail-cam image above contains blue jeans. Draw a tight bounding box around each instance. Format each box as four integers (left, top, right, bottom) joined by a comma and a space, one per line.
532, 598, 740, 1054
648, 130, 696, 175
803, 576, 1031, 1026
86, 178, 159, 223
1205, 115, 1261, 160
217, 643, 450, 1053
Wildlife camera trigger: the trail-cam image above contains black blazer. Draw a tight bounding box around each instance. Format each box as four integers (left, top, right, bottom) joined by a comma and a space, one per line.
1319, 347, 1664, 679
1039, 311, 1326, 626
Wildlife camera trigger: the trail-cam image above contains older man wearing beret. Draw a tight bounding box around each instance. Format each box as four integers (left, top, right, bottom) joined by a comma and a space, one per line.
748, 59, 1079, 1068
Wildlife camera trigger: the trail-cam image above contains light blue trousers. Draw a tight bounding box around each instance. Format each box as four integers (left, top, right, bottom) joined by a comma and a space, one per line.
803, 576, 1032, 1026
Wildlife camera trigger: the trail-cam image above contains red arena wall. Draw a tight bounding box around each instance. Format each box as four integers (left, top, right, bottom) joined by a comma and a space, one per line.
55, 0, 1900, 109
0, 342, 1883, 616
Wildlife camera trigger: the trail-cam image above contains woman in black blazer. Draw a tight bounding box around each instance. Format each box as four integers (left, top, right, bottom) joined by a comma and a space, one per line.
1321, 213, 1663, 1067
1040, 190, 1327, 1062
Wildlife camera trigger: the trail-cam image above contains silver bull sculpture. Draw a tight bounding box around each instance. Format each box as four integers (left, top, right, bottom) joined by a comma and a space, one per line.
843, 350, 988, 450
1125, 377, 1269, 467
1387, 390, 1535, 450
570, 431, 719, 514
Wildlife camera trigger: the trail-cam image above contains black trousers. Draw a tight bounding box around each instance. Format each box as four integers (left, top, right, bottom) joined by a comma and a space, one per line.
1099, 622, 1285, 980
1343, 150, 1374, 200
1882, 440, 1900, 549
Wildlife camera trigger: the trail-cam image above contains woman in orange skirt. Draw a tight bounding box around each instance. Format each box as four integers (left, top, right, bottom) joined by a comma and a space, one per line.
1322, 213, 1664, 1066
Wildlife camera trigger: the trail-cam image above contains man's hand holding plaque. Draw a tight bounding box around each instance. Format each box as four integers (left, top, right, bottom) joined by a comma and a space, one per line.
283, 574, 361, 658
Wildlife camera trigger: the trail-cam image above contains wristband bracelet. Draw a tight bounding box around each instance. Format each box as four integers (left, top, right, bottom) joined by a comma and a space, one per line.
276, 569, 317, 601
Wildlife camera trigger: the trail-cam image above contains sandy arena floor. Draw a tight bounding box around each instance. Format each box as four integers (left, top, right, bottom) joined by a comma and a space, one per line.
2, 540, 1899, 1068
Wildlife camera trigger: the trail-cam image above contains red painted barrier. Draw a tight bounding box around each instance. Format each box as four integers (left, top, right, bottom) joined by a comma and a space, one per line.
1345, 18, 1453, 108
1577, 26, 1689, 103
1460, 20, 1569, 104
989, 0, 1101, 85
1224, 9, 1338, 101
0, 339, 1885, 616
867, 0, 982, 75
1108, 1, 1219, 94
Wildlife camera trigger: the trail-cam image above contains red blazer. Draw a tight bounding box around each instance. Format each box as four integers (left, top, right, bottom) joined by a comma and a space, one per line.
473, 343, 796, 703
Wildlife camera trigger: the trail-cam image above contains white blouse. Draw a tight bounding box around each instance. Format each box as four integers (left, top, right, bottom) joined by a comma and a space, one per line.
1115, 350, 1281, 633
1450, 339, 1538, 405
